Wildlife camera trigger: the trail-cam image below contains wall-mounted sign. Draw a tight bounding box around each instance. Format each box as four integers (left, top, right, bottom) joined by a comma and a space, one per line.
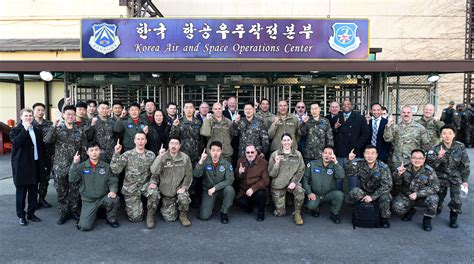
81, 18, 369, 60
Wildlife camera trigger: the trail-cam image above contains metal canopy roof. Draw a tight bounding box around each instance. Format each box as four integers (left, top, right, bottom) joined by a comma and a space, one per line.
0, 39, 80, 52
0, 60, 473, 74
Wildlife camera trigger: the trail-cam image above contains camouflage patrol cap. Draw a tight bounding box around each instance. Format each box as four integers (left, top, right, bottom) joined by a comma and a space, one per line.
449, 101, 455, 105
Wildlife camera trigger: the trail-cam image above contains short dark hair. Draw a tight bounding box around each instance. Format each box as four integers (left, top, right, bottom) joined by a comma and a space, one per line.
244, 101, 254, 108
32, 102, 46, 109
440, 125, 456, 135
281, 133, 292, 140
76, 101, 87, 109
381, 106, 388, 111
183, 100, 194, 107
98, 101, 109, 106
86, 99, 97, 107
167, 102, 177, 108
209, 141, 223, 150
260, 98, 270, 104
129, 102, 141, 110
371, 103, 382, 108
168, 136, 181, 143
364, 145, 378, 153
112, 101, 123, 107
411, 149, 426, 157
63, 105, 76, 113
323, 145, 335, 152
144, 99, 155, 105
86, 141, 101, 150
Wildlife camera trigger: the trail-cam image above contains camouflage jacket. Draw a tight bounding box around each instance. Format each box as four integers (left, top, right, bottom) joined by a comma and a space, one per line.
268, 148, 305, 189
393, 164, 439, 197
345, 159, 392, 199
44, 123, 88, 177
32, 119, 54, 165
426, 141, 470, 184
230, 116, 269, 157
416, 117, 444, 148
110, 149, 156, 195
383, 120, 430, 166
298, 117, 334, 160
200, 116, 233, 159
90, 117, 116, 163
169, 116, 204, 163
268, 114, 300, 152
255, 111, 275, 130
150, 151, 193, 197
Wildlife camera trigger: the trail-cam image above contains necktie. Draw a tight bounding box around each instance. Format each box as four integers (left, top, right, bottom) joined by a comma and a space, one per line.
344, 114, 348, 122
371, 119, 378, 146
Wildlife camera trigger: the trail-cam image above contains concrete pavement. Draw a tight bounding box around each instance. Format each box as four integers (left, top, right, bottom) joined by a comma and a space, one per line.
0, 151, 473, 263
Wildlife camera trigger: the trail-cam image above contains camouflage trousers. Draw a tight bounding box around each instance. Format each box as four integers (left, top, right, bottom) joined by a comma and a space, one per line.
305, 190, 344, 215
78, 195, 118, 231
392, 193, 438, 218
160, 192, 191, 222
438, 180, 463, 213
271, 184, 304, 216
123, 184, 160, 222
53, 170, 81, 216
350, 187, 392, 218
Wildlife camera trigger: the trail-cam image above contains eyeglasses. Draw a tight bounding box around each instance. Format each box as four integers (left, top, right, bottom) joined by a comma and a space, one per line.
246, 151, 255, 154
296, 106, 305, 109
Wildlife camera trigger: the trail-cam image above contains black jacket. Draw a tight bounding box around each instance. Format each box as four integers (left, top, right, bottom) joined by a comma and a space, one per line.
10, 125, 46, 186
146, 123, 170, 155
334, 111, 370, 158
366, 117, 391, 162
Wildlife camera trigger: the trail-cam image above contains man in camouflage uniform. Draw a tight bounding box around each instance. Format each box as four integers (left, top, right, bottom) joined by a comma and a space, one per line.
392, 149, 439, 231
194, 141, 235, 224
69, 142, 120, 231
200, 102, 233, 162
453, 103, 468, 144
74, 101, 90, 129
32, 102, 53, 208
298, 102, 334, 164
303, 146, 344, 224
416, 104, 444, 148
230, 102, 270, 158
440, 100, 455, 126
383, 105, 430, 171
346, 145, 392, 228
255, 98, 275, 130
44, 105, 88, 225
268, 133, 305, 225
268, 100, 300, 152
150, 137, 193, 227
426, 125, 470, 228
464, 100, 474, 147
110, 132, 159, 229
89, 101, 116, 163
111, 101, 125, 121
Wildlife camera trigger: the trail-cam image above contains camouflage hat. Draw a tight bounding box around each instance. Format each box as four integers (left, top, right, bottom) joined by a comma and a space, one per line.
449, 101, 455, 105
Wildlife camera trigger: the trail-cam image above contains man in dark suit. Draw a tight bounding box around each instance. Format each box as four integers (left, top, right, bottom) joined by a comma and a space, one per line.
334, 100, 370, 190
10, 108, 46, 226
325, 101, 341, 129
366, 103, 391, 163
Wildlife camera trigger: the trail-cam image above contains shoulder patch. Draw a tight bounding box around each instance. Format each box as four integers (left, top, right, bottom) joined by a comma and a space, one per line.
377, 161, 388, 169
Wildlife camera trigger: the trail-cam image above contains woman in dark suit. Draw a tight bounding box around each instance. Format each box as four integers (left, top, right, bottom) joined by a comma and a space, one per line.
10, 108, 46, 226
145, 109, 170, 155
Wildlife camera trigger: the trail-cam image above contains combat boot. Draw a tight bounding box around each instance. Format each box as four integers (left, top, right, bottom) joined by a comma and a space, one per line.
449, 210, 458, 228
293, 210, 304, 225
179, 211, 191, 227
402, 208, 416, 221
330, 213, 341, 224
422, 216, 432, 231
146, 213, 155, 229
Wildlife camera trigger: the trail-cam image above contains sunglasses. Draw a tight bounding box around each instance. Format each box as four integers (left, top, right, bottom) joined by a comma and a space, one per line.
246, 151, 255, 154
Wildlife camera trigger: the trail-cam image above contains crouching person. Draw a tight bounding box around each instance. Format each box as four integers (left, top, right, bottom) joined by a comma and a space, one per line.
268, 133, 306, 225
110, 132, 159, 228
150, 137, 193, 227
69, 141, 119, 231
393, 149, 440, 231
347, 145, 392, 228
194, 141, 235, 224
303, 146, 344, 224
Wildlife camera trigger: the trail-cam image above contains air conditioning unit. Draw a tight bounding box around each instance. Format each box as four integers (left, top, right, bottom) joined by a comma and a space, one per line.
129, 75, 141, 81
195, 75, 207, 82
230, 75, 242, 82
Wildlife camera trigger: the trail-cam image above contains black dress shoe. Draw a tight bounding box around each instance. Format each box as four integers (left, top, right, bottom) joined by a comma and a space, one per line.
257, 211, 265, 222
220, 213, 229, 224
37, 198, 52, 209
57, 214, 69, 225
27, 214, 42, 222
106, 220, 120, 228
18, 217, 27, 226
